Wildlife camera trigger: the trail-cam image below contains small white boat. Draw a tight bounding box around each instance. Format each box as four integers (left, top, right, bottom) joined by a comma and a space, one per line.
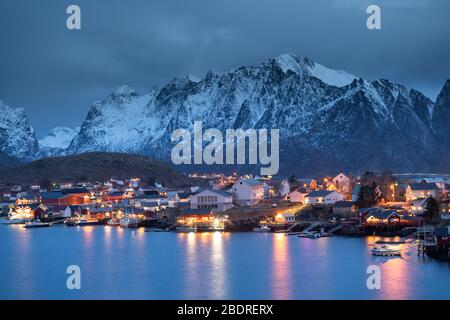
120, 217, 140, 228
253, 225, 271, 233
176, 226, 198, 233
75, 219, 99, 227
1, 218, 26, 225
107, 218, 120, 226
24, 219, 51, 229
371, 244, 401, 256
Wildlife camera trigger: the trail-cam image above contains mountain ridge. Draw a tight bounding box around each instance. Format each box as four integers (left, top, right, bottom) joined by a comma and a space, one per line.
1, 54, 449, 175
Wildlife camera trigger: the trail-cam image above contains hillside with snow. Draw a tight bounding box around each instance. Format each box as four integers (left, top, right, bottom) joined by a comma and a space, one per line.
39, 127, 80, 157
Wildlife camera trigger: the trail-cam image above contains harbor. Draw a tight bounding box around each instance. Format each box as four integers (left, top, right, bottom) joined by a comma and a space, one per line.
1, 225, 450, 300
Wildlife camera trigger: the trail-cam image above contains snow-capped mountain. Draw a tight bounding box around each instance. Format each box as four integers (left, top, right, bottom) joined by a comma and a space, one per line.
65, 54, 450, 175
2, 54, 449, 175
0, 100, 39, 161
39, 126, 80, 157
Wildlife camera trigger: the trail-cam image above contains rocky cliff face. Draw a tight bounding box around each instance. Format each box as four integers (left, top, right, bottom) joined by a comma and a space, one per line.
0, 100, 39, 161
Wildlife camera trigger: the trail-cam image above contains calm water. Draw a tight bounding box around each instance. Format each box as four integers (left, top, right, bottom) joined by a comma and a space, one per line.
0, 225, 449, 300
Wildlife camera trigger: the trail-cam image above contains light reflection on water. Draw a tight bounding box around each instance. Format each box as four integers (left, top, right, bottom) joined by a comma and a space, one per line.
272, 233, 291, 299
1, 226, 450, 300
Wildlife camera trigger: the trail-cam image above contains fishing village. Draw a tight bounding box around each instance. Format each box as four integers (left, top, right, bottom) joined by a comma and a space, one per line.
1, 171, 450, 262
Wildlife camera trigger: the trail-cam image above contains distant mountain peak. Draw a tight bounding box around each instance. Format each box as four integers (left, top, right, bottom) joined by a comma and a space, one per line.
269, 53, 357, 87
112, 85, 137, 97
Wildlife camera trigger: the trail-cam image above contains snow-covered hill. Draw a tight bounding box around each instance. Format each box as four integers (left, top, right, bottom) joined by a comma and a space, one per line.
39, 126, 80, 157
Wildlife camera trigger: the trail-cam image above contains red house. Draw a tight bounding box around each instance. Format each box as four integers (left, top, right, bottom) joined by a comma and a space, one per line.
39, 188, 91, 206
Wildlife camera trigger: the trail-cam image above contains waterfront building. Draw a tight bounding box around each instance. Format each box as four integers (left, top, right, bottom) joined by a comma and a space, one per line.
39, 188, 91, 206
190, 189, 233, 212
363, 209, 401, 226
176, 208, 226, 231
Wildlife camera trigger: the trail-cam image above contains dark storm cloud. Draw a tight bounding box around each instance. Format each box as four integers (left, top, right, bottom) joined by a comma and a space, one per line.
0, 0, 449, 136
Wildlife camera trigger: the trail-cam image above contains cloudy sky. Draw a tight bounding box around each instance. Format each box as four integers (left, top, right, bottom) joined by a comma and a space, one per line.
0, 0, 449, 137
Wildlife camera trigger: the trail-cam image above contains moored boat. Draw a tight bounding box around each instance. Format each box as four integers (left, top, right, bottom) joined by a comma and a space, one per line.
253, 225, 271, 233
371, 244, 401, 256
24, 219, 51, 229
75, 219, 100, 227
107, 218, 120, 226
120, 217, 140, 228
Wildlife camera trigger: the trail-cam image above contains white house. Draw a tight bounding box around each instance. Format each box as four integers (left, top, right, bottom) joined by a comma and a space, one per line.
305, 190, 344, 205
333, 173, 353, 194
279, 179, 290, 197
232, 179, 265, 206
190, 189, 233, 212
289, 188, 308, 203
405, 183, 440, 202
275, 213, 296, 224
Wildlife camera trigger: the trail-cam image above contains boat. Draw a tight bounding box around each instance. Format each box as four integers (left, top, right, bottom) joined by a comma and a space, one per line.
107, 218, 120, 226
253, 225, 271, 233
145, 227, 170, 232
176, 226, 198, 233
120, 217, 140, 228
1, 218, 26, 225
24, 219, 51, 229
298, 231, 321, 238
371, 244, 401, 256
75, 219, 100, 227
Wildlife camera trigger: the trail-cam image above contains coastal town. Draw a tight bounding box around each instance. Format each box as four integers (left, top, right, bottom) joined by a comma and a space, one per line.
1, 171, 450, 261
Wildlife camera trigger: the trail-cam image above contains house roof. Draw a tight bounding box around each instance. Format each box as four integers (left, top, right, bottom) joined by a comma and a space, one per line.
17, 194, 37, 200
108, 191, 125, 197
61, 187, 90, 194
306, 190, 334, 198
39, 191, 65, 200
409, 183, 439, 191
177, 192, 193, 200
194, 188, 232, 198
333, 201, 354, 208
434, 227, 450, 237
140, 201, 160, 207
240, 179, 264, 187
15, 203, 42, 210
366, 209, 399, 219
297, 179, 315, 185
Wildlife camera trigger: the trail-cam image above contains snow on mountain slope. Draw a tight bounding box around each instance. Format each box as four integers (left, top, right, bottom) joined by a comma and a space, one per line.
273, 54, 357, 87
66, 54, 448, 174
39, 127, 80, 149
67, 85, 161, 153
0, 100, 39, 160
